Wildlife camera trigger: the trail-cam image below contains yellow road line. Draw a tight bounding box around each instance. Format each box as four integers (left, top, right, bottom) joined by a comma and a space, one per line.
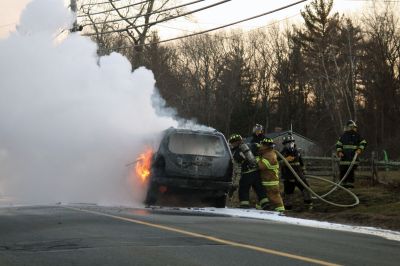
64, 206, 341, 266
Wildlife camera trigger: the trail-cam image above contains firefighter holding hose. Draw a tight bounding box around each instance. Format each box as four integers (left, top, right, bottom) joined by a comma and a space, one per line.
228, 134, 269, 209
257, 138, 285, 212
336, 120, 367, 188
280, 134, 312, 210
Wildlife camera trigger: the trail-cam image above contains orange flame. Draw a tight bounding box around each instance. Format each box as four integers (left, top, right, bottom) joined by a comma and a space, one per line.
135, 148, 153, 183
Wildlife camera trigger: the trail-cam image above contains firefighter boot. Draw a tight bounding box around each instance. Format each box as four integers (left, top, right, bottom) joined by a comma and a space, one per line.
284, 193, 294, 210
239, 201, 250, 209
302, 190, 313, 211
259, 197, 270, 210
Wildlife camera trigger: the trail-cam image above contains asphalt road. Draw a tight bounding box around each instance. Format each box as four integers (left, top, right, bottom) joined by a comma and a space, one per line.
0, 205, 399, 266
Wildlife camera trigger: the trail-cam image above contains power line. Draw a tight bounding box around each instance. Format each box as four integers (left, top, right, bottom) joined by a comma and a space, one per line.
158, 13, 301, 39
343, 0, 400, 2
80, 0, 206, 26
80, 0, 124, 8
103, 0, 308, 51
82, 0, 232, 36
78, 0, 153, 17
250, 13, 301, 32
156, 24, 194, 33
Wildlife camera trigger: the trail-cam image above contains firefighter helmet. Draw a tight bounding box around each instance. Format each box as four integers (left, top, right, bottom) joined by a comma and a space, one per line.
260, 138, 275, 148
228, 134, 242, 143
346, 120, 357, 128
282, 134, 295, 144
252, 124, 264, 134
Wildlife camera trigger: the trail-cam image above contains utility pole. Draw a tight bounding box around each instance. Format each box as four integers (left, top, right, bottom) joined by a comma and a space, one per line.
70, 0, 77, 12
70, 0, 82, 32
265, 97, 269, 133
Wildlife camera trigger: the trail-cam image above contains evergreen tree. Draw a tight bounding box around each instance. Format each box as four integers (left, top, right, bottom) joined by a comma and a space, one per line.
299, 0, 344, 138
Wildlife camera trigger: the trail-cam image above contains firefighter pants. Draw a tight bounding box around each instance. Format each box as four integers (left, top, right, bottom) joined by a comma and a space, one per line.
282, 166, 311, 203
261, 176, 285, 212
239, 170, 269, 209
340, 163, 358, 184
283, 177, 312, 207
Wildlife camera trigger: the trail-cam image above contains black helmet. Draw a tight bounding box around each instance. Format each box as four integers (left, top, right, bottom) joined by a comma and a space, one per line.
346, 120, 357, 128
282, 134, 295, 144
252, 124, 264, 134
228, 134, 242, 143
260, 138, 275, 148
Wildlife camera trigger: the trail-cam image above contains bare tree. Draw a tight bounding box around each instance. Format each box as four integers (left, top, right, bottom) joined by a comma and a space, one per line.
79, 0, 188, 66
359, 2, 400, 152
247, 27, 279, 132
175, 34, 226, 127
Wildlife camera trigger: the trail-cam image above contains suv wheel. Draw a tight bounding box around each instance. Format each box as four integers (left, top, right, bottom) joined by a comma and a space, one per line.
213, 195, 227, 208
144, 182, 159, 206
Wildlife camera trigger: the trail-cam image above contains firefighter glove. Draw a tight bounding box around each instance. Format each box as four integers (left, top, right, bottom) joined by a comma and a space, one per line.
285, 155, 295, 162
356, 149, 362, 155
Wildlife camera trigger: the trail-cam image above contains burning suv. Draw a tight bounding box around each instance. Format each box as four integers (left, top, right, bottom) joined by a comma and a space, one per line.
144, 127, 233, 208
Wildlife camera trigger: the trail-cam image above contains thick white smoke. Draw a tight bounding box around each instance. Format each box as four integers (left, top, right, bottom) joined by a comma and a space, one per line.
0, 0, 178, 206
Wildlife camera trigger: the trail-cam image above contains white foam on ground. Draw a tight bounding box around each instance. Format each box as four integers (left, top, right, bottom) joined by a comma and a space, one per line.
179, 207, 400, 242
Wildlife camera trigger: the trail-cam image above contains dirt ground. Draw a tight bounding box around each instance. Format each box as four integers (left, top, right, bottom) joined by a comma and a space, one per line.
227, 175, 400, 231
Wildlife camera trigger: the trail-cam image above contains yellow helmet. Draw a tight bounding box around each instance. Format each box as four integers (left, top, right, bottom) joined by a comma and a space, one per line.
260, 138, 275, 148
228, 134, 242, 143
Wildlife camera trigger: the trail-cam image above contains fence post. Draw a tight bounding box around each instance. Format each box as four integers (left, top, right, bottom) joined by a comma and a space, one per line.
371, 151, 378, 186
331, 152, 337, 182
383, 150, 389, 172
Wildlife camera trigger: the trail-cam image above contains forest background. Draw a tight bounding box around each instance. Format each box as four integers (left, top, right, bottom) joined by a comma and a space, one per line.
80, 0, 400, 158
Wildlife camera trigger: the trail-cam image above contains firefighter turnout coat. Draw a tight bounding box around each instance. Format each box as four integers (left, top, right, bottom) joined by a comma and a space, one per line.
336, 130, 367, 165
257, 150, 285, 212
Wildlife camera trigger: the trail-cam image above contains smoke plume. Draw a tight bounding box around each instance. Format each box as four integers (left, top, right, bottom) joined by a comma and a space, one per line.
0, 0, 178, 206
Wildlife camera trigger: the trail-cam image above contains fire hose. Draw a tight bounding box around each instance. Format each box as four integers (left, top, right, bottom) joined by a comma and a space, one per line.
276, 151, 359, 208
311, 153, 358, 199
125, 159, 141, 167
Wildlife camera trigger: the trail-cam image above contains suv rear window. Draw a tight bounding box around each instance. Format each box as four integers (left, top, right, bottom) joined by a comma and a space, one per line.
168, 133, 226, 157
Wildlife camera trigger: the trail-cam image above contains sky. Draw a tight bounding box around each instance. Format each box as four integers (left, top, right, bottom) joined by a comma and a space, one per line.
0, 0, 381, 39
160, 0, 367, 37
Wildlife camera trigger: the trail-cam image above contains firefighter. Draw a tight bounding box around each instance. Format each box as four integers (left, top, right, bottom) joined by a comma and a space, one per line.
280, 134, 312, 210
257, 138, 285, 212
336, 120, 367, 188
250, 124, 266, 144
228, 134, 269, 209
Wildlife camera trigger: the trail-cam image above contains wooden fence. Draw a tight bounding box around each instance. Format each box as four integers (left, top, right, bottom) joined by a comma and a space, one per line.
303, 152, 400, 185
